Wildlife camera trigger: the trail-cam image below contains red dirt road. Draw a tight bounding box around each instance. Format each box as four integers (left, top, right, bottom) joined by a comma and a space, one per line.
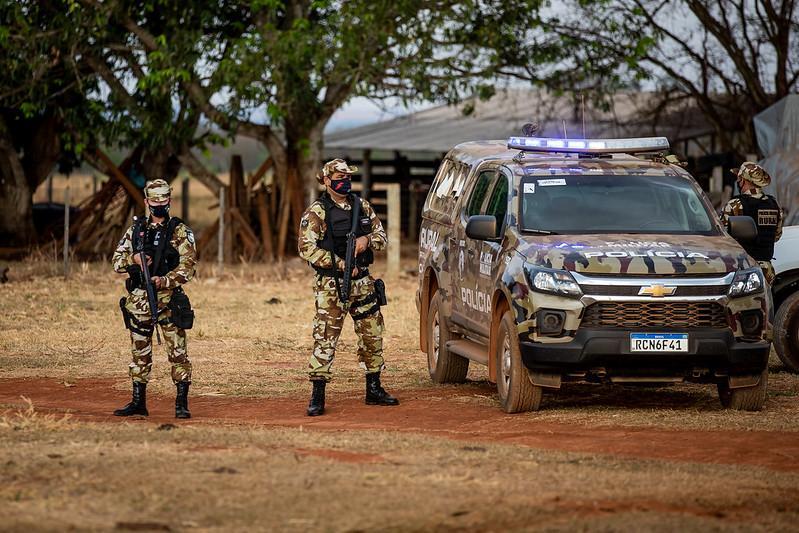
2, 377, 798, 472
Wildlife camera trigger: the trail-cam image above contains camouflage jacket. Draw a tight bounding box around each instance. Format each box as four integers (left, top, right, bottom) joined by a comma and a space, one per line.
112, 217, 197, 307
298, 194, 387, 271
720, 190, 784, 242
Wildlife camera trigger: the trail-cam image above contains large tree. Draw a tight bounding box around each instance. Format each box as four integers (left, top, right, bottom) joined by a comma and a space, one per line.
117, 0, 550, 255
535, 0, 799, 157
0, 1, 99, 246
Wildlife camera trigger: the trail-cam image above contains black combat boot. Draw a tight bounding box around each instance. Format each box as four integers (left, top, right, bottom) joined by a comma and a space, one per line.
175, 382, 191, 419
365, 372, 399, 406
307, 380, 326, 416
114, 382, 149, 416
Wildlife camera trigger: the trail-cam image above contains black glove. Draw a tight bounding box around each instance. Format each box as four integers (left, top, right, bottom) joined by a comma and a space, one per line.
125, 264, 144, 292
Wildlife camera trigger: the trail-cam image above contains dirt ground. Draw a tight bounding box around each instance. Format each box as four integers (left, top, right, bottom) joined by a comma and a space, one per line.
2, 259, 799, 531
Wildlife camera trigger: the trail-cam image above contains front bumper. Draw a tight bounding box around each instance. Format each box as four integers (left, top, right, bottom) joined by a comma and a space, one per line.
520, 328, 770, 377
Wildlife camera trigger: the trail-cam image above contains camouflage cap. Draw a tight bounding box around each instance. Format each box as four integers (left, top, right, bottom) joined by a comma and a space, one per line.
732, 162, 771, 188
318, 158, 358, 183
144, 179, 171, 201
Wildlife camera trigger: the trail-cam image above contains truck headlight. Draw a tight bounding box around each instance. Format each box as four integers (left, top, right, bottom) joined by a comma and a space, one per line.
728, 268, 764, 298
526, 267, 582, 298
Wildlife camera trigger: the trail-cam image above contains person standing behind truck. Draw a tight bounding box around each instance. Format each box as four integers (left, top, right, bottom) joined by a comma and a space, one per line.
721, 162, 784, 284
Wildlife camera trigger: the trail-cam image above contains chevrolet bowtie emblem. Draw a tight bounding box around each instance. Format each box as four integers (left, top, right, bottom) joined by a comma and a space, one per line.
638, 284, 677, 297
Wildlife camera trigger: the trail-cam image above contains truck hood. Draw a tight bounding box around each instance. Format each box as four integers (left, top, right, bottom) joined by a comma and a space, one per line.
516, 234, 754, 276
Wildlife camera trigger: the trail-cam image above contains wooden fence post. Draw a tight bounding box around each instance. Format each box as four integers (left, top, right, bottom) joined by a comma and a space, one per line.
218, 187, 225, 272
63, 184, 70, 279
182, 177, 190, 224
362, 149, 372, 201
386, 183, 400, 276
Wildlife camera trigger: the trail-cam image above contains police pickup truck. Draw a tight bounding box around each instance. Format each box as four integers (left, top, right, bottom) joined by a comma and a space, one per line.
417, 136, 772, 412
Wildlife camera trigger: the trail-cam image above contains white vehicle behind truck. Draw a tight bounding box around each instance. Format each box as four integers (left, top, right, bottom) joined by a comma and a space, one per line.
773, 225, 799, 371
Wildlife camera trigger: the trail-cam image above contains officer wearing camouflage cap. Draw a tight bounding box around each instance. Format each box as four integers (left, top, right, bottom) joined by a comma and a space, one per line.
298, 158, 399, 416
111, 179, 198, 418
721, 162, 784, 283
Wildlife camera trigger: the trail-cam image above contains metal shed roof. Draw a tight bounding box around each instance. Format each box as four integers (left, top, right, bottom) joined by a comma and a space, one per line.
325, 89, 711, 153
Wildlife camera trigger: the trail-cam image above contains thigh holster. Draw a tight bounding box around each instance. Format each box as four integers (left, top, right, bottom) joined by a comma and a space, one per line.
119, 297, 155, 337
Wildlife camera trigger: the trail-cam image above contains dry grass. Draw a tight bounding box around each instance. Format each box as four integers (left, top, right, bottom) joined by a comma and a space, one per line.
2, 257, 799, 431
0, 396, 71, 431
3, 258, 799, 530
1, 415, 798, 532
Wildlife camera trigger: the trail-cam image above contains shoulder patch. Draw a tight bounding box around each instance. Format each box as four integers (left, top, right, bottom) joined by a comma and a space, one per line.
186, 229, 195, 245
301, 219, 310, 229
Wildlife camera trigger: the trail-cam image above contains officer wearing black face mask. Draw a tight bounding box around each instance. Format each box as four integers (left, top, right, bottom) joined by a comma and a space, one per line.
297, 158, 398, 416
111, 179, 198, 419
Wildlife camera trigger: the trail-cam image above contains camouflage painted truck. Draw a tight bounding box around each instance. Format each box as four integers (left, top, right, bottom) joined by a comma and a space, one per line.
416, 136, 772, 412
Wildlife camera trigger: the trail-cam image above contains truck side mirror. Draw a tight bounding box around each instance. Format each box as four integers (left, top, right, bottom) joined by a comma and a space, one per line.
727, 215, 758, 242
466, 215, 497, 241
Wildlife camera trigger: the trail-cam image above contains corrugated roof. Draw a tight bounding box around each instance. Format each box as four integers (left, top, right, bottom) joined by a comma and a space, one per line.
325, 89, 711, 153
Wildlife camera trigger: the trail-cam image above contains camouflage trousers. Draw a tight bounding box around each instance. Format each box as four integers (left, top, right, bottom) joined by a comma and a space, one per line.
308, 274, 385, 382
124, 295, 191, 384
758, 260, 776, 285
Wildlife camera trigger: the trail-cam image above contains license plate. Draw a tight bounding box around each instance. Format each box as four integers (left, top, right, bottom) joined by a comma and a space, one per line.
630, 333, 688, 352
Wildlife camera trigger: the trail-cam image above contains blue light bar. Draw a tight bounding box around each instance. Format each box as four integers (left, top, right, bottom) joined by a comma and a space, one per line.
508, 136, 670, 154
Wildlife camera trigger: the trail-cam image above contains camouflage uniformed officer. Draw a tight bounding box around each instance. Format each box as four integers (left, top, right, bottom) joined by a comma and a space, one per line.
720, 162, 784, 284
298, 158, 399, 416
111, 179, 197, 419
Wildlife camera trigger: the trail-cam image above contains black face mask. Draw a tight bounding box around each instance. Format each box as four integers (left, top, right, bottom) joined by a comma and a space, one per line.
150, 204, 170, 218
330, 178, 351, 195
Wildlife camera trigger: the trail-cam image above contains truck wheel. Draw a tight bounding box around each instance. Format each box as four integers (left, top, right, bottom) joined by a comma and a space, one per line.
426, 291, 468, 383
774, 291, 799, 372
717, 369, 768, 411
495, 310, 543, 413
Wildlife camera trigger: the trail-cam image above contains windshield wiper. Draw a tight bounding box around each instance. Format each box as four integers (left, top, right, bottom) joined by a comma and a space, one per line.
522, 229, 558, 235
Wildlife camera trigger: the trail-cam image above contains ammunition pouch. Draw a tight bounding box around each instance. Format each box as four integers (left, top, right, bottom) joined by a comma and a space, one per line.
168, 288, 194, 330
125, 265, 143, 292
119, 297, 154, 337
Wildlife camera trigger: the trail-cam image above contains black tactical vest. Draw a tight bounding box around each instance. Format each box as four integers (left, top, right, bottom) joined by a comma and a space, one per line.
317, 193, 374, 268
132, 216, 182, 276
736, 194, 780, 261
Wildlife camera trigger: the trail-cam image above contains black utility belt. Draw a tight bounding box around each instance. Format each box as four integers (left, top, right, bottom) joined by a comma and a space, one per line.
314, 267, 370, 280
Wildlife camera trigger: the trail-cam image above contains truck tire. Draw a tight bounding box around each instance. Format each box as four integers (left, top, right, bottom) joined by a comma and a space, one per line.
426, 291, 469, 383
774, 291, 799, 372
717, 369, 768, 411
495, 310, 543, 413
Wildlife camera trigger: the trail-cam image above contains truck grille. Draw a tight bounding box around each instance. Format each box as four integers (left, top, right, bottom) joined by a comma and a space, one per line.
582, 285, 728, 297
581, 302, 728, 329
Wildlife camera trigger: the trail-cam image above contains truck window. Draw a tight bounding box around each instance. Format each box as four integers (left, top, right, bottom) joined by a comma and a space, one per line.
466, 171, 495, 217
485, 174, 509, 236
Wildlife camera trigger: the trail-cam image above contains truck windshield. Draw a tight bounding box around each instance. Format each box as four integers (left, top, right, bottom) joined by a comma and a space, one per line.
520, 174, 717, 235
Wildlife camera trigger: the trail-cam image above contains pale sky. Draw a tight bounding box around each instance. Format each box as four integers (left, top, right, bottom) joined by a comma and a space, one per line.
326, 97, 433, 133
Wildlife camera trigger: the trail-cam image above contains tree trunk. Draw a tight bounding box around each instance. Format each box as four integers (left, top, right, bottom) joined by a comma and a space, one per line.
274, 127, 324, 258
142, 146, 182, 184
0, 139, 34, 247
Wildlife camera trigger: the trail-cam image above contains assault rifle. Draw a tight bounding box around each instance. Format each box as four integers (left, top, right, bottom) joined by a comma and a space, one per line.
133, 216, 162, 345
337, 195, 362, 304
